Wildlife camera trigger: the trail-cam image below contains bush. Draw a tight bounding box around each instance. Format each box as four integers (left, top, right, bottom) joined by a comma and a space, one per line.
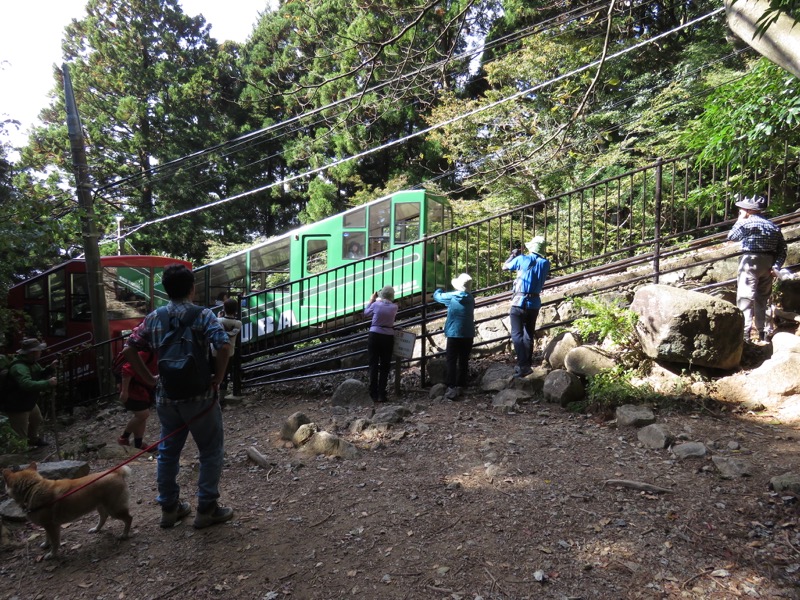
572, 295, 638, 348
0, 416, 29, 454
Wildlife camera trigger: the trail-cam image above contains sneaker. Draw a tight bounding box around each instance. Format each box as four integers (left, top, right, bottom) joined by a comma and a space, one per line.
160, 501, 191, 528
193, 502, 234, 529
117, 435, 130, 446
444, 387, 459, 400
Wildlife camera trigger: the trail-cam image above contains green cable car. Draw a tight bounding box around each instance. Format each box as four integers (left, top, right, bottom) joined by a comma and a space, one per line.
194, 190, 451, 344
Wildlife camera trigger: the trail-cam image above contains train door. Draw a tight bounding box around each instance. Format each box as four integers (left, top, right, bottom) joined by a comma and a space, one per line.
300, 234, 330, 325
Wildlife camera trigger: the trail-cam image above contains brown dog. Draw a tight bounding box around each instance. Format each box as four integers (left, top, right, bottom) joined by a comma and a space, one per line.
2, 462, 132, 559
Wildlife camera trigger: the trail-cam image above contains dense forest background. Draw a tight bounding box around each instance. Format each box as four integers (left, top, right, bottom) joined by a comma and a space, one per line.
0, 0, 798, 293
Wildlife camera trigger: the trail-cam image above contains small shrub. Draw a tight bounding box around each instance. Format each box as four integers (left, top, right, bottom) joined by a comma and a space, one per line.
0, 417, 29, 454
568, 367, 659, 416
572, 295, 638, 348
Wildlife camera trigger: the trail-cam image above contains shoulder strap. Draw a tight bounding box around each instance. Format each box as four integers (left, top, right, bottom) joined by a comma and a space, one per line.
157, 306, 171, 333
180, 305, 203, 328
158, 305, 203, 332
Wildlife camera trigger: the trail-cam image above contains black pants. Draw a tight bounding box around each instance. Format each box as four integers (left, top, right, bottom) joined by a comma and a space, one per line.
445, 337, 473, 388
368, 332, 395, 400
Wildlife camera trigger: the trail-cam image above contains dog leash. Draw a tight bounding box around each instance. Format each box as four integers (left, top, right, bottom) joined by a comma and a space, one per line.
22, 395, 220, 514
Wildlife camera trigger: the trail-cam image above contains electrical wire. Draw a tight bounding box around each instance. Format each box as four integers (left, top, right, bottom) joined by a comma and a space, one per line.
119, 6, 725, 240
101, 0, 659, 196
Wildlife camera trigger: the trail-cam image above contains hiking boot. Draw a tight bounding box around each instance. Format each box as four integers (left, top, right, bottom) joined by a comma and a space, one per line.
193, 502, 234, 529
160, 501, 191, 528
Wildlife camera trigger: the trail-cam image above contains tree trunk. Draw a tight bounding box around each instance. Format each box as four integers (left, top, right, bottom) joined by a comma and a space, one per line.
725, 0, 800, 79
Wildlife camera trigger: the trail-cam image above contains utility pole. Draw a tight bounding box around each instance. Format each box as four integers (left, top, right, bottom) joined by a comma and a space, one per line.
63, 63, 111, 392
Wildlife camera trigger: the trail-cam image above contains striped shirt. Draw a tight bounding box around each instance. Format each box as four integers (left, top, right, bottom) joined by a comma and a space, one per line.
727, 215, 787, 269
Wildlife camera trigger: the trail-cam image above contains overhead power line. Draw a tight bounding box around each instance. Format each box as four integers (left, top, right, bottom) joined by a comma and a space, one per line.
102, 0, 647, 195
121, 6, 725, 241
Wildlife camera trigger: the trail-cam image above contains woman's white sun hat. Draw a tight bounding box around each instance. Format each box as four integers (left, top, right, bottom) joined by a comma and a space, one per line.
451, 273, 473, 292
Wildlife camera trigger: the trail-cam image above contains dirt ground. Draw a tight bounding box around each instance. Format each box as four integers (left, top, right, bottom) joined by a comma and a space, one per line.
2, 356, 800, 600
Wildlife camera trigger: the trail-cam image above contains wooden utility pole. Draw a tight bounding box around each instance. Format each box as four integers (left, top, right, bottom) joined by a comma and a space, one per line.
63, 63, 111, 392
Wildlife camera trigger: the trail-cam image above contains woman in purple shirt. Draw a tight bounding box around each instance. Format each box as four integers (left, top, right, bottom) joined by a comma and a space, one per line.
365, 285, 398, 402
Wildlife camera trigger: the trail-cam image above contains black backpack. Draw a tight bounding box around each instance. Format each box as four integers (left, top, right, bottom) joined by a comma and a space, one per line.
157, 305, 210, 399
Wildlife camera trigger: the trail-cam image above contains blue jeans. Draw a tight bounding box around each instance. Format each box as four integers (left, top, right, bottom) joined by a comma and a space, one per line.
156, 394, 224, 510
509, 306, 540, 371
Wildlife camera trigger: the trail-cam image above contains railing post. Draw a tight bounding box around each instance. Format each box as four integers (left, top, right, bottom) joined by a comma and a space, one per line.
654, 158, 663, 284
420, 239, 429, 386
231, 295, 242, 398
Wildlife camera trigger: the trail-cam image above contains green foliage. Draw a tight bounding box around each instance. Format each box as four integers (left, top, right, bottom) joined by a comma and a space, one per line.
567, 367, 658, 414
0, 417, 29, 454
682, 59, 800, 211
571, 295, 639, 349
18, 0, 243, 262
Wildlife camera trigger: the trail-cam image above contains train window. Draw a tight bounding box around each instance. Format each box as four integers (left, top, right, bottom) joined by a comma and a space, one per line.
394, 202, 421, 244
427, 197, 450, 235
251, 239, 291, 290
48, 271, 65, 311
25, 304, 46, 339
306, 239, 328, 274
47, 271, 66, 336
209, 255, 247, 301
104, 266, 149, 320
25, 279, 45, 300
343, 232, 366, 260
369, 199, 391, 255
344, 207, 366, 228
70, 273, 91, 321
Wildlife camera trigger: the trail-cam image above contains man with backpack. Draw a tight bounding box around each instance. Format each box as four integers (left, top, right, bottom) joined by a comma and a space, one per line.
123, 264, 233, 530
502, 236, 550, 377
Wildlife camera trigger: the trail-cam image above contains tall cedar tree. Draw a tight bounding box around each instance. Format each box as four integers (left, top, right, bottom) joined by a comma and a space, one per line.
19, 0, 243, 262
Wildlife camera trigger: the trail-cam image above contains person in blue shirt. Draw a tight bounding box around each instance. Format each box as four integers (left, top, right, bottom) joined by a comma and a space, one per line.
727, 194, 787, 343
502, 236, 550, 377
433, 273, 475, 400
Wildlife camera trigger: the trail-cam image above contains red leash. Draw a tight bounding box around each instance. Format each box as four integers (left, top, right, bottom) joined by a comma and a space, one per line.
23, 396, 219, 514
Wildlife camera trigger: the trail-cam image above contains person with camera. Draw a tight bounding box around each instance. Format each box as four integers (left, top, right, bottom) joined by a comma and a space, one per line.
365, 286, 398, 402
433, 273, 475, 400
502, 237, 550, 377
727, 195, 787, 344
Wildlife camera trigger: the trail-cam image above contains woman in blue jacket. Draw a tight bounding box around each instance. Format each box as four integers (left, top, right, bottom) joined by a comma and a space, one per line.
433, 273, 475, 400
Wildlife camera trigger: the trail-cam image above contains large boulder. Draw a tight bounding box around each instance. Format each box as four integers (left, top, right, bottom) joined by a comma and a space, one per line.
330, 378, 373, 407
564, 345, 616, 377
714, 332, 800, 419
543, 331, 581, 370
630, 284, 743, 369
542, 370, 585, 406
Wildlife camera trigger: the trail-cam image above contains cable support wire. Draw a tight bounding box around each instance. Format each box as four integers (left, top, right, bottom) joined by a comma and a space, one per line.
433, 49, 754, 190
118, 7, 725, 241
102, 1, 675, 224
101, 0, 661, 196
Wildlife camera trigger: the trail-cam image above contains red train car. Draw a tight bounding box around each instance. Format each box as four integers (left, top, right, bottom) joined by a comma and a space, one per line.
7, 255, 192, 353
